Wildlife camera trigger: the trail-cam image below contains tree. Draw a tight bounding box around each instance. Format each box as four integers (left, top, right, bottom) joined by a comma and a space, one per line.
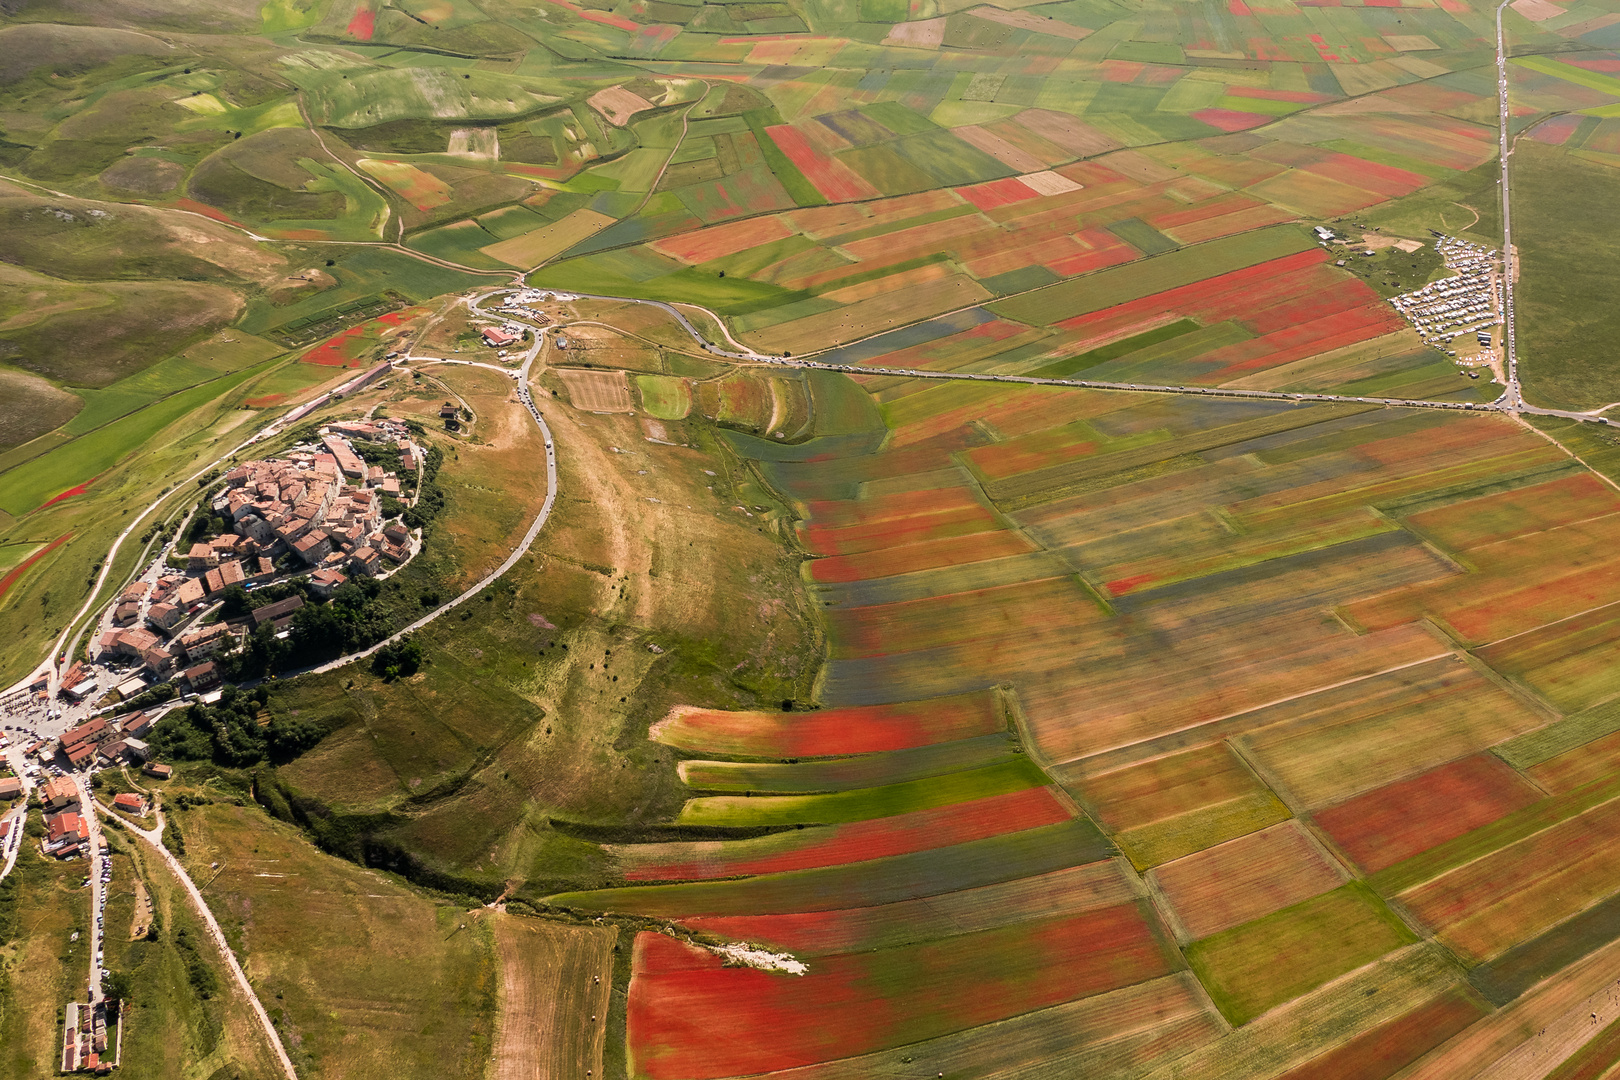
102, 970, 134, 1005
371, 636, 423, 681
219, 584, 251, 620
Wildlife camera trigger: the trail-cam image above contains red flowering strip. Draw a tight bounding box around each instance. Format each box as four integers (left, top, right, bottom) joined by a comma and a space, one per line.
1314, 755, 1542, 874
628, 903, 1173, 1078
650, 690, 1005, 757
0, 533, 72, 602
765, 125, 881, 203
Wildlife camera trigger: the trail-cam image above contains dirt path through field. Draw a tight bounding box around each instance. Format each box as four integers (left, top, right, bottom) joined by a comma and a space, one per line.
490, 915, 616, 1080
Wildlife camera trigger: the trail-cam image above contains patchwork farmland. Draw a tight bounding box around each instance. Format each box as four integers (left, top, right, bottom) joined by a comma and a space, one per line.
549, 364, 1620, 1080
11, 0, 1620, 1076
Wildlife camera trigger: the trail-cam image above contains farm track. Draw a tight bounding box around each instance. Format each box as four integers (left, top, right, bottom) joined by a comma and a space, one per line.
101, 799, 300, 1080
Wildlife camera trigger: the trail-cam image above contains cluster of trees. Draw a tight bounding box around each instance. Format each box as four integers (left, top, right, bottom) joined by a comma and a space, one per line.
146, 686, 331, 768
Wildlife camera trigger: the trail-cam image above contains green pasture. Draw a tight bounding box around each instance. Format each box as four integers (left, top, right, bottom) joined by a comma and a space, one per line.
0, 363, 269, 517
406, 220, 508, 269
530, 253, 805, 315
635, 374, 693, 419
1511, 142, 1620, 409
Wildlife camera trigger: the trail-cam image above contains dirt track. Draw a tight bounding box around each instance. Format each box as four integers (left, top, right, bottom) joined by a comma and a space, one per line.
491, 914, 616, 1080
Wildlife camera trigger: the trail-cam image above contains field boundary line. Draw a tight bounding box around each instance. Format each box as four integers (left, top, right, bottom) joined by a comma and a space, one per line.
1052, 651, 1456, 776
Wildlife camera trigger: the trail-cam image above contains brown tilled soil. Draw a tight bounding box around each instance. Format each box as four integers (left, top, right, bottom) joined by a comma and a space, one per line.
491, 915, 616, 1080
556, 367, 634, 413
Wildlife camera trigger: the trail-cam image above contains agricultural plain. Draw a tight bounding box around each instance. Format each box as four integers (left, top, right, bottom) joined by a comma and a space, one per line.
7, 0, 1620, 1079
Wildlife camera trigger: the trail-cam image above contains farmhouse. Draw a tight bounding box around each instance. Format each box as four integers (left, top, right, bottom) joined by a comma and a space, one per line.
142, 763, 173, 780
112, 793, 145, 815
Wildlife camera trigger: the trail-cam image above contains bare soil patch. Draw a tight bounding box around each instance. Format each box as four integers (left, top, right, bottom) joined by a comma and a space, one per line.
556, 367, 634, 413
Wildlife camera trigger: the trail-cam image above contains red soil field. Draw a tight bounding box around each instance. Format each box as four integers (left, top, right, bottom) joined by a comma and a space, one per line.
1151, 822, 1344, 939
963, 233, 1090, 280
173, 198, 246, 228
1146, 193, 1267, 231
1271, 988, 1487, 1080
1192, 108, 1272, 133
1314, 754, 1542, 874
650, 689, 1006, 757
956, 176, 1041, 211
801, 486, 984, 532
345, 6, 375, 37
1047, 227, 1141, 278
628, 904, 1172, 1079
301, 327, 369, 367
1163, 203, 1298, 245
242, 394, 287, 408
1442, 561, 1620, 643
617, 786, 1071, 881
1195, 304, 1408, 382
0, 532, 71, 602
684, 861, 1137, 957
1397, 795, 1620, 961
765, 126, 881, 203
966, 424, 1100, 481
808, 530, 1035, 583
1052, 248, 1330, 338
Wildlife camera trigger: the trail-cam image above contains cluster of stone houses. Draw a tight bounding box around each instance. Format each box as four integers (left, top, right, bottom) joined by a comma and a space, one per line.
92, 427, 420, 683
55, 713, 153, 772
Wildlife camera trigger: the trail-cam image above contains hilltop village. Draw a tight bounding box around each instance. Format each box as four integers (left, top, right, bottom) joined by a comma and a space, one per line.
64, 421, 425, 703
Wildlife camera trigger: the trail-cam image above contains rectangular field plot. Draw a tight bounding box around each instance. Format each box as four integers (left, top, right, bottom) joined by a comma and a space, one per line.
1312, 754, 1544, 875
1185, 883, 1418, 1026
636, 974, 1221, 1080
1474, 602, 1620, 716
627, 903, 1178, 1079
1149, 821, 1346, 941
649, 690, 1007, 757
614, 786, 1071, 881
1234, 658, 1546, 811
1396, 794, 1620, 964
825, 575, 1105, 660
1343, 511, 1620, 645
556, 367, 633, 412
1403, 472, 1620, 553
680, 860, 1141, 957
675, 757, 1049, 827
